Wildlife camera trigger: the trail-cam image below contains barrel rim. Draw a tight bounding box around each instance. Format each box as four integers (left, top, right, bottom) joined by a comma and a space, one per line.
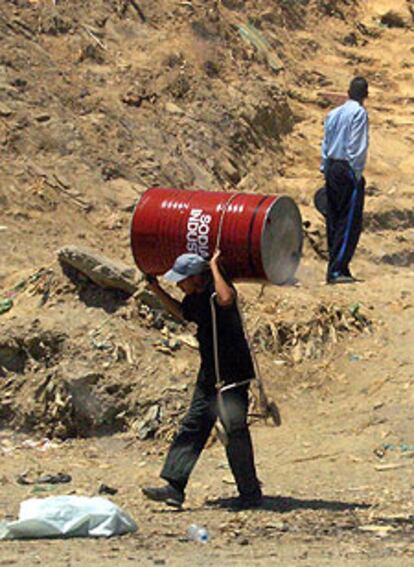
260, 195, 303, 285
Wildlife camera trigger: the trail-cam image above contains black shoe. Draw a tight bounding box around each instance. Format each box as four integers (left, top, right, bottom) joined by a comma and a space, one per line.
327, 274, 355, 284
142, 484, 185, 508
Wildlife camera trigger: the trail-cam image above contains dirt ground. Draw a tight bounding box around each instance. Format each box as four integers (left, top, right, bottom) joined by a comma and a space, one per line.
1, 0, 414, 565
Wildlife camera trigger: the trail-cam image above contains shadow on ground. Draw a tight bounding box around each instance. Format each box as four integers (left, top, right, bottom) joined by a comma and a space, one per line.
206, 494, 371, 513
60, 264, 130, 313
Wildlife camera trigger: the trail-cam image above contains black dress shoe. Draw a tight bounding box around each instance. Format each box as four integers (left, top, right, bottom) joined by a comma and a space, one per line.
142, 484, 185, 508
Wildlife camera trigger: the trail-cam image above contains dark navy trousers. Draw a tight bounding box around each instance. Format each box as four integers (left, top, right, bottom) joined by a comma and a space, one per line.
325, 160, 365, 280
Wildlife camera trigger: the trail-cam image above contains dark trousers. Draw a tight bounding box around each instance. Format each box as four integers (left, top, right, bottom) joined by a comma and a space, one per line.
325, 160, 365, 280
161, 379, 261, 499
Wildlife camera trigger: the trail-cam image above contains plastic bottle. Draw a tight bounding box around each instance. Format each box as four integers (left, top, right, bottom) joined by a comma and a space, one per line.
187, 524, 209, 543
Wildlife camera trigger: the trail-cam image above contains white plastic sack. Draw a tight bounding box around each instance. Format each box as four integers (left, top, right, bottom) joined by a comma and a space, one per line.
0, 496, 137, 539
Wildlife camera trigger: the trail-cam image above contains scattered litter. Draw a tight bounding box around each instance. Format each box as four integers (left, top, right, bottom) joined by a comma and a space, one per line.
0, 299, 13, 315
82, 24, 107, 51
264, 521, 288, 532
17, 472, 72, 486
187, 524, 209, 543
375, 442, 414, 459
349, 354, 363, 362
98, 484, 118, 496
349, 303, 371, 329
21, 438, 61, 451
1, 438, 61, 455
383, 443, 414, 453
154, 338, 181, 354
175, 333, 198, 350
349, 303, 361, 317
135, 405, 162, 440
0, 496, 137, 539
359, 524, 396, 536
1, 267, 55, 304
374, 463, 411, 472
91, 338, 113, 351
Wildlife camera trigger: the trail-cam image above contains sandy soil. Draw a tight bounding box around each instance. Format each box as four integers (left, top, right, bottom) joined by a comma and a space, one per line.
0, 0, 413, 565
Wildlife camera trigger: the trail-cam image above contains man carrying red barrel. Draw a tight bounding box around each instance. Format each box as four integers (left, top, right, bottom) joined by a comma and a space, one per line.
142, 250, 262, 510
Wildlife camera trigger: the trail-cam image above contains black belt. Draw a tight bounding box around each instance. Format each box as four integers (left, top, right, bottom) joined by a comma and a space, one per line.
327, 158, 349, 166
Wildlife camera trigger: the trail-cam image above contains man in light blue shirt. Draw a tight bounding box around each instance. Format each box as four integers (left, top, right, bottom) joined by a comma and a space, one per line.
320, 76, 369, 284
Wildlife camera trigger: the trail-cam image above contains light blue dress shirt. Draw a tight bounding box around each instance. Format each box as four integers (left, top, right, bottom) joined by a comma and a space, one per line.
321, 99, 369, 180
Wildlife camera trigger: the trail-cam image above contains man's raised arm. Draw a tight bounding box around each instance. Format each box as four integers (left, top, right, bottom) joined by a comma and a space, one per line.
145, 276, 184, 321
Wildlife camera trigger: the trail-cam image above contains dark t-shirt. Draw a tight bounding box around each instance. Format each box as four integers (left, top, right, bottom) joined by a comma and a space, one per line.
181, 279, 255, 385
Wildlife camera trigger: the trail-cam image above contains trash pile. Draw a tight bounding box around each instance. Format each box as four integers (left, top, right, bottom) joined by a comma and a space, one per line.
251, 302, 372, 364
0, 267, 58, 315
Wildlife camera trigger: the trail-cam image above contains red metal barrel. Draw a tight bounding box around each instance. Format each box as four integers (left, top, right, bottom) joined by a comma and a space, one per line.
130, 188, 303, 285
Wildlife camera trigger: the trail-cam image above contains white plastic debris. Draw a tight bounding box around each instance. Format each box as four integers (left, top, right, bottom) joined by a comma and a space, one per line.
0, 496, 137, 539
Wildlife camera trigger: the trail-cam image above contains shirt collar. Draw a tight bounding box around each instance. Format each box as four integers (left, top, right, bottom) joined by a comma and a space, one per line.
345, 99, 362, 108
